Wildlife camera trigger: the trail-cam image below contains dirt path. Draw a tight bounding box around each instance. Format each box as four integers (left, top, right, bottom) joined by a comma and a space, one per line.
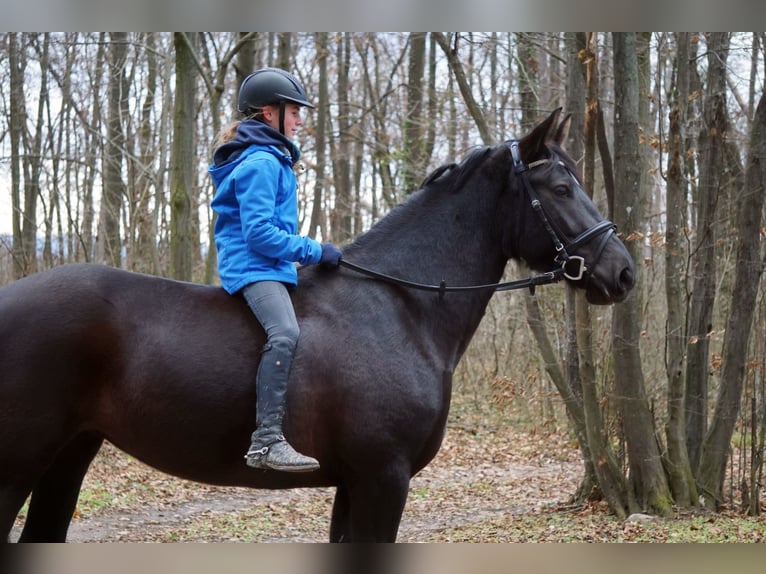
12, 426, 581, 542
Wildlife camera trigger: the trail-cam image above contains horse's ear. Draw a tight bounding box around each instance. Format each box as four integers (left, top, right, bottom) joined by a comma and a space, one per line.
517, 107, 562, 162
553, 113, 571, 148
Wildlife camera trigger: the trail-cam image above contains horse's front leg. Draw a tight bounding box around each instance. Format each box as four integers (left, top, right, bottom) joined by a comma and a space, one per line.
329, 485, 351, 542
344, 465, 410, 543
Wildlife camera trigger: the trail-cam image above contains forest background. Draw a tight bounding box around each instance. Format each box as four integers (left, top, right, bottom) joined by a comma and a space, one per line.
1, 32, 765, 520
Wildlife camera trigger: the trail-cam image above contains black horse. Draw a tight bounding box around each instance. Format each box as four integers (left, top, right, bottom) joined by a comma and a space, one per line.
0, 109, 635, 543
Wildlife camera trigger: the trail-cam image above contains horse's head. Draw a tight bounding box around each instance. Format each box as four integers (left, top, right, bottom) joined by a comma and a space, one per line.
502, 108, 636, 305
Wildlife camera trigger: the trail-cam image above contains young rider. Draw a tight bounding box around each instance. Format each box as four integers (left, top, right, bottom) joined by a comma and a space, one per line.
209, 68, 342, 472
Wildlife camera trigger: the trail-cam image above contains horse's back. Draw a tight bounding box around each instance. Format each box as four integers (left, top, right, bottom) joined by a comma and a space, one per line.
0, 264, 131, 390
0, 265, 253, 475
0, 264, 255, 392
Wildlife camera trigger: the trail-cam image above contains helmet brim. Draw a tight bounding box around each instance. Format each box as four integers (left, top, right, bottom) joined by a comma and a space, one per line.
275, 93, 315, 109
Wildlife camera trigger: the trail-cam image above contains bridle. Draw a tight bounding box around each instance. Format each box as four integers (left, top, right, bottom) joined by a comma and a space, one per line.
507, 140, 616, 283
337, 141, 617, 296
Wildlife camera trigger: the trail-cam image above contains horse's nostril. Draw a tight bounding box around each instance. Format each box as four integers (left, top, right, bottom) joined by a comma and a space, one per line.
619, 267, 636, 291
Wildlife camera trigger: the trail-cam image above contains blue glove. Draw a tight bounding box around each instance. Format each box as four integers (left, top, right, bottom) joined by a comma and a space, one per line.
319, 243, 342, 268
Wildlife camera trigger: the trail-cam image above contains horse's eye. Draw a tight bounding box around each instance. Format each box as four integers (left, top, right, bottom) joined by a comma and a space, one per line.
554, 185, 569, 196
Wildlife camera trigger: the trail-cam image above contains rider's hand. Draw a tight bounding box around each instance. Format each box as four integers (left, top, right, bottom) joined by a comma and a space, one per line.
319, 243, 342, 268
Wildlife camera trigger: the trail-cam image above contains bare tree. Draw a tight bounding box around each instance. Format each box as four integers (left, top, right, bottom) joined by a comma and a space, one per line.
697, 88, 766, 509
169, 32, 197, 280
664, 32, 698, 507
569, 32, 631, 512
612, 32, 672, 516
685, 33, 731, 471
129, 32, 161, 275
566, 31, 592, 499
80, 34, 108, 264
402, 32, 427, 193
95, 33, 128, 268
198, 32, 259, 283
330, 33, 354, 242
9, 33, 32, 278
309, 32, 330, 241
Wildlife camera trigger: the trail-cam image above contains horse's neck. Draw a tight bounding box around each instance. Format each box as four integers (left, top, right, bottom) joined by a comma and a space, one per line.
343, 186, 508, 368
347, 188, 506, 286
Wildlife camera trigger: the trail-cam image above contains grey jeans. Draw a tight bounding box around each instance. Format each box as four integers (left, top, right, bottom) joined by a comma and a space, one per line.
241, 281, 300, 354
241, 281, 300, 446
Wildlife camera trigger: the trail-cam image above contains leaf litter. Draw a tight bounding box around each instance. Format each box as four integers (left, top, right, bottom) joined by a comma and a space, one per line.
11, 418, 766, 542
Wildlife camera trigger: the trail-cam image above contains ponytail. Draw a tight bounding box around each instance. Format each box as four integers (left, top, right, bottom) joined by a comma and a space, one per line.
212, 110, 268, 156
213, 120, 242, 152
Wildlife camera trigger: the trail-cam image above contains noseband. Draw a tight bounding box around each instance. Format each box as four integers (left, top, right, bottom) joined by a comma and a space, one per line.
507, 140, 616, 282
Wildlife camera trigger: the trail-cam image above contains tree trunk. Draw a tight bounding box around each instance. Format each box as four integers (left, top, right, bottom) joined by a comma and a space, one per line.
331, 33, 354, 242
525, 294, 603, 501
276, 32, 292, 70
424, 34, 437, 167
612, 32, 672, 516
170, 32, 197, 280
78, 34, 107, 264
564, 31, 599, 501
9, 33, 30, 278
685, 33, 731, 471
36, 34, 55, 270
571, 31, 598, 499
132, 32, 160, 275
517, 33, 537, 133
402, 32, 426, 194
664, 32, 699, 507
697, 87, 766, 509
565, 31, 586, 404
201, 32, 258, 284
97, 32, 128, 268
309, 32, 329, 241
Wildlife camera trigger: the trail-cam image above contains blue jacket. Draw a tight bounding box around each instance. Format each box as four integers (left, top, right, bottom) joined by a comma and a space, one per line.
209, 120, 323, 294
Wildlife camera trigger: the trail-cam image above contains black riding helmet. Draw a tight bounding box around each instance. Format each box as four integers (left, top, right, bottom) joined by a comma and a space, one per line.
237, 68, 314, 135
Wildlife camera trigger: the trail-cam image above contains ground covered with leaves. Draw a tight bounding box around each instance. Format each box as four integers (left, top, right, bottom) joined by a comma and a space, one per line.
11, 403, 766, 543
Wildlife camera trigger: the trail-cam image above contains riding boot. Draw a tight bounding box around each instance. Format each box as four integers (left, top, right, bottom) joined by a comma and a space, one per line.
245, 342, 319, 472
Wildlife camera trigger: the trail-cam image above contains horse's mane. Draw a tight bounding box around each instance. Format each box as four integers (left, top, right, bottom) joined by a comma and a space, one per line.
419, 145, 493, 191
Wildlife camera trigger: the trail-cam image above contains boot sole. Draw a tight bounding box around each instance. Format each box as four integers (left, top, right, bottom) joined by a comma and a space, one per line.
245, 457, 319, 473
264, 462, 320, 473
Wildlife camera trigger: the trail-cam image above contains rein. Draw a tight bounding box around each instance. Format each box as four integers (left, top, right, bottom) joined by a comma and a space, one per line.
338, 258, 563, 297
338, 140, 616, 297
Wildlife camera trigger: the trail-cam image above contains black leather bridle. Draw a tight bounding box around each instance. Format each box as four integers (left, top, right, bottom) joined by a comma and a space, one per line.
337, 141, 618, 296
507, 140, 617, 283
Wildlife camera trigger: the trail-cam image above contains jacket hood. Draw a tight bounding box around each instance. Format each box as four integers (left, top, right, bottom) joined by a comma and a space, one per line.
212, 119, 301, 167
